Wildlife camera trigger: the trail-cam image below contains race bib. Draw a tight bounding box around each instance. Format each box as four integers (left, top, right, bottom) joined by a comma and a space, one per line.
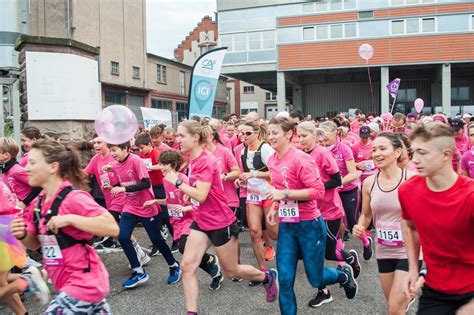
246, 191, 263, 204
376, 222, 403, 247
278, 200, 300, 223
191, 198, 200, 209
142, 158, 152, 169
168, 204, 183, 218
39, 235, 64, 266
99, 173, 110, 187
363, 160, 375, 171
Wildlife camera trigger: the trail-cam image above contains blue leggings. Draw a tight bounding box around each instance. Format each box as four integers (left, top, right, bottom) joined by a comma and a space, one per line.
277, 217, 344, 315
118, 212, 176, 269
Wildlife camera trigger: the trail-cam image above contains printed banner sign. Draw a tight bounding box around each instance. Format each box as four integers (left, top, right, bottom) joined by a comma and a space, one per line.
140, 107, 172, 130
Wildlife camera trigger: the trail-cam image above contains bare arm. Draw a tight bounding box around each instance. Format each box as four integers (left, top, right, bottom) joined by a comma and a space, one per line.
353, 176, 374, 237
342, 159, 357, 185
47, 212, 119, 237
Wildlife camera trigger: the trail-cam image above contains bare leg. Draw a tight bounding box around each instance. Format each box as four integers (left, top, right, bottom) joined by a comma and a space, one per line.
0, 272, 27, 315
388, 270, 414, 315
247, 204, 266, 270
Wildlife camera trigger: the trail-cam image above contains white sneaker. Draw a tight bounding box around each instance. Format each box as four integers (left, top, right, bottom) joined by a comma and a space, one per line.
139, 249, 151, 266
25, 256, 42, 268
23, 267, 50, 305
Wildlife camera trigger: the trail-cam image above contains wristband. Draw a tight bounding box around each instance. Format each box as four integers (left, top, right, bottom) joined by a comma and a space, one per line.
252, 170, 258, 178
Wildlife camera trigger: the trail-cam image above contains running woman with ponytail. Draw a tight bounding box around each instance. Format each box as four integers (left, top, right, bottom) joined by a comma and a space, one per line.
353, 133, 421, 314
165, 120, 278, 315
296, 122, 361, 308
265, 117, 358, 315
10, 140, 119, 313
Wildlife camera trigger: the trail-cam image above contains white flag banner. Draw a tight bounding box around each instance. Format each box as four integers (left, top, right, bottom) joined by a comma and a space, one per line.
140, 107, 172, 130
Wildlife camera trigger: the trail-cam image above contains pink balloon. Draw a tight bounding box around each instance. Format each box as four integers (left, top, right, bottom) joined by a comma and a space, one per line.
359, 44, 374, 61
95, 105, 138, 144
414, 98, 424, 113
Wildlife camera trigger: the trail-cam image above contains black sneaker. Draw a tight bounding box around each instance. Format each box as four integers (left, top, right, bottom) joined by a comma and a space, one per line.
171, 242, 179, 254
348, 250, 361, 279
232, 277, 243, 282
206, 255, 221, 278
148, 245, 161, 257
249, 280, 261, 286
343, 231, 350, 242
308, 289, 333, 308
102, 242, 123, 253
363, 236, 373, 261
338, 265, 358, 299
208, 272, 224, 291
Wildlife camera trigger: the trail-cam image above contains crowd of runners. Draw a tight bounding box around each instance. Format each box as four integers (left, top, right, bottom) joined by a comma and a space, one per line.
1, 109, 473, 315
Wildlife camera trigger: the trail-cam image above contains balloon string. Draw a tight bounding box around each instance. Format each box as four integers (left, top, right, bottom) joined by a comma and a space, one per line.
366, 64, 376, 113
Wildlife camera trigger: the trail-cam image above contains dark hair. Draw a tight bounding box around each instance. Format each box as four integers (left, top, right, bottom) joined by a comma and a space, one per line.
149, 125, 163, 138
159, 150, 184, 171
377, 132, 404, 150
21, 126, 42, 140
135, 133, 152, 147
107, 141, 131, 150
268, 117, 295, 134
190, 115, 202, 122
393, 112, 406, 122
158, 124, 167, 131
397, 133, 413, 159
290, 110, 304, 121
354, 109, 362, 116
222, 114, 232, 122
32, 140, 89, 191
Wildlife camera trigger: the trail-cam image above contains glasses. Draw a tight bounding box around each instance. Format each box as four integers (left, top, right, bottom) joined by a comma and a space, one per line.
240, 131, 256, 137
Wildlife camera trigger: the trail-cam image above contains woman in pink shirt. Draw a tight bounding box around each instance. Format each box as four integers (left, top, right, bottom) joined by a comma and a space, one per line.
353, 133, 420, 314
461, 124, 474, 178
164, 120, 278, 315
10, 140, 119, 313
19, 126, 42, 168
265, 117, 358, 315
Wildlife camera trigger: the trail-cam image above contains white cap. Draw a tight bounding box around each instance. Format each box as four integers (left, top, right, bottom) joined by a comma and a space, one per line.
463, 114, 471, 119
367, 122, 379, 133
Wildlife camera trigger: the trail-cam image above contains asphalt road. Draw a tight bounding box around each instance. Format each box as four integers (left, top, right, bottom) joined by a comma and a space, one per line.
3, 228, 418, 314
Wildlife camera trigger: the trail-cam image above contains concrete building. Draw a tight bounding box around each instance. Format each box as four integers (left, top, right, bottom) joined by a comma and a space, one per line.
217, 0, 474, 117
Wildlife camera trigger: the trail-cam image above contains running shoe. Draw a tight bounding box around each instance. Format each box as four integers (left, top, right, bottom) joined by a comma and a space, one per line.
168, 265, 182, 284
123, 271, 149, 289
93, 237, 108, 248
161, 226, 169, 240
171, 241, 179, 254
363, 236, 373, 261
103, 242, 123, 253
249, 280, 261, 286
265, 246, 276, 261
338, 265, 358, 299
263, 269, 279, 302
22, 267, 50, 304
138, 247, 151, 266
343, 231, 350, 242
94, 243, 108, 254
208, 272, 224, 291
25, 256, 43, 268
232, 277, 243, 282
348, 250, 361, 279
308, 289, 333, 308
207, 255, 221, 278
145, 245, 162, 257
406, 297, 416, 312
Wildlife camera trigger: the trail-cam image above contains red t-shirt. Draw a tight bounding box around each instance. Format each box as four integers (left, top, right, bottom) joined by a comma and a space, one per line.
399, 175, 474, 294
140, 147, 166, 186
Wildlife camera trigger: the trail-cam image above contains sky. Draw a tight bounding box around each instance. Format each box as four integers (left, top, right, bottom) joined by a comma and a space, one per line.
146, 0, 216, 59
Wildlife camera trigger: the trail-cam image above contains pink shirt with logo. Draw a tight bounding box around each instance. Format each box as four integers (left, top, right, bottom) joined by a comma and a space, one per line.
188, 150, 236, 230
211, 145, 240, 208
329, 141, 357, 192
351, 140, 377, 183
455, 134, 471, 155
461, 148, 474, 178
111, 154, 158, 218
84, 154, 124, 212
26, 180, 109, 303
3, 163, 33, 202
163, 173, 193, 240
18, 152, 29, 167
234, 143, 247, 198
1, 179, 19, 215
267, 146, 325, 221
308, 146, 344, 221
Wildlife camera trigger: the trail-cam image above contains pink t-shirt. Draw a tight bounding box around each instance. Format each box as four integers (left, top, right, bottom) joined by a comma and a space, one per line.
211, 145, 240, 208
308, 146, 344, 221
26, 180, 109, 303
455, 134, 471, 155
352, 140, 377, 183
84, 154, 124, 212
461, 148, 474, 178
111, 154, 158, 218
219, 134, 233, 151
18, 152, 29, 167
328, 141, 357, 192
188, 150, 236, 230
163, 173, 193, 241
350, 120, 361, 134
234, 143, 247, 198
1, 179, 19, 215
3, 163, 33, 202
267, 146, 325, 221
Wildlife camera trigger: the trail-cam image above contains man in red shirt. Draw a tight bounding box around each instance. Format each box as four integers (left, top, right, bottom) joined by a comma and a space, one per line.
399, 123, 474, 314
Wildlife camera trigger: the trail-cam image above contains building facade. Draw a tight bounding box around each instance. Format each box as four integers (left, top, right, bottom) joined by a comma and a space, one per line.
217, 0, 474, 117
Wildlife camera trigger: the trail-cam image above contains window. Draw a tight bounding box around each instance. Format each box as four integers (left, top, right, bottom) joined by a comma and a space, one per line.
392, 0, 435, 5
111, 61, 119, 75
261, 31, 275, 49
133, 66, 140, 79
330, 0, 342, 11
266, 92, 277, 101
105, 91, 125, 105
247, 31, 275, 50
179, 71, 186, 95
200, 46, 210, 55
422, 18, 435, 32
452, 87, 469, 101
359, 11, 373, 19
243, 86, 255, 94
316, 25, 328, 39
248, 32, 261, 50
331, 24, 343, 38
406, 19, 419, 33
397, 89, 416, 102
234, 33, 247, 51
472, 15, 474, 30
344, 0, 356, 9
156, 65, 167, 84
303, 27, 314, 40
391, 20, 405, 34
344, 23, 356, 37
303, 3, 313, 13
151, 99, 172, 110
315, 0, 328, 12
176, 102, 188, 122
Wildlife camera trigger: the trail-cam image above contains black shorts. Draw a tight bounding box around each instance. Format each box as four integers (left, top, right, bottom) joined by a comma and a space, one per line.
190, 220, 239, 247
377, 259, 423, 273
109, 210, 121, 224
418, 285, 474, 315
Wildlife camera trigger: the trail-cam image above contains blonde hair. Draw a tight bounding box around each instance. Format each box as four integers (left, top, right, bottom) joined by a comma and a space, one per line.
179, 120, 211, 146
297, 122, 326, 142
319, 121, 338, 133
0, 137, 20, 157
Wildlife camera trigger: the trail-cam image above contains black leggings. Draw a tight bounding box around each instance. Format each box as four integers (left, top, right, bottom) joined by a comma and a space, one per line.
178, 235, 213, 275
339, 188, 359, 231
325, 218, 352, 262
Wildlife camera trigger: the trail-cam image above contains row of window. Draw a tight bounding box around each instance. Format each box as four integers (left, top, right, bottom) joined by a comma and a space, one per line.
394, 87, 469, 103
110, 61, 141, 79
220, 31, 275, 53
301, 0, 435, 14
151, 99, 187, 122
303, 23, 356, 41
242, 87, 278, 101
391, 17, 436, 35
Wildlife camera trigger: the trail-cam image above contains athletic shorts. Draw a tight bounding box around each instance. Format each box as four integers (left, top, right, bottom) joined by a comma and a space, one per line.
418, 285, 474, 315
190, 220, 239, 247
376, 258, 423, 273
45, 291, 111, 314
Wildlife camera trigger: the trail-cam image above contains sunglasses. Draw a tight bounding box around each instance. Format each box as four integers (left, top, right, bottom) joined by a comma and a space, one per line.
240, 131, 256, 137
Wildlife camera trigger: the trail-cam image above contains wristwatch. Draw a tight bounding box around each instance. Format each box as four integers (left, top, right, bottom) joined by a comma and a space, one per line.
223, 173, 228, 180
283, 188, 290, 200
175, 179, 183, 188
